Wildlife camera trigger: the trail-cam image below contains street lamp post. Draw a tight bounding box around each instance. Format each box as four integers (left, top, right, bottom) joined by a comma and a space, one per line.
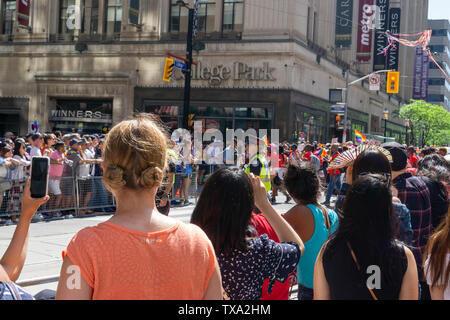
405, 118, 410, 146
421, 124, 426, 148
177, 1, 195, 130
308, 116, 314, 142
383, 109, 389, 143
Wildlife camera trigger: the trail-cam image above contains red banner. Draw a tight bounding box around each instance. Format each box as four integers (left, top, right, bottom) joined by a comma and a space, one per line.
356, 0, 374, 62
17, 0, 31, 27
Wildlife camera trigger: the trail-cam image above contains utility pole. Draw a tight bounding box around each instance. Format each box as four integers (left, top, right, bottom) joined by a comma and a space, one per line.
176, 1, 195, 130
182, 7, 194, 130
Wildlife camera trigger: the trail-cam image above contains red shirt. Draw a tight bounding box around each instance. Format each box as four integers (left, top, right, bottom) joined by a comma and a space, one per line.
409, 154, 418, 168
279, 154, 287, 168
303, 151, 312, 162
251, 213, 291, 300
327, 152, 341, 175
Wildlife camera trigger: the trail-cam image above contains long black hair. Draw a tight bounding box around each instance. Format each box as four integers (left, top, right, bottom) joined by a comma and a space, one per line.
190, 167, 256, 256
13, 138, 26, 159
352, 149, 392, 184
324, 174, 401, 282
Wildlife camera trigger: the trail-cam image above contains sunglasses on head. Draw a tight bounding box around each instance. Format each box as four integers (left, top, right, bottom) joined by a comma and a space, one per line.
357, 172, 391, 185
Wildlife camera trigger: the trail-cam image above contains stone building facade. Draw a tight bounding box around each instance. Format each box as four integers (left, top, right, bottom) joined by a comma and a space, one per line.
0, 0, 429, 142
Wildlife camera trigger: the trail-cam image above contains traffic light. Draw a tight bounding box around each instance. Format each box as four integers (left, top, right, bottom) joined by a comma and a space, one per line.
188, 114, 195, 127
163, 57, 175, 82
386, 71, 400, 94
335, 115, 341, 129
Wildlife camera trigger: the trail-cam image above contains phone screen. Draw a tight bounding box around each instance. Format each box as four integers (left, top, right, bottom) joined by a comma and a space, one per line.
30, 157, 50, 198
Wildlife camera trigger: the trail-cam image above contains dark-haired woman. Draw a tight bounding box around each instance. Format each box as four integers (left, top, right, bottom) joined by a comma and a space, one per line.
191, 168, 304, 300
416, 154, 449, 230
335, 150, 413, 247
283, 162, 339, 300
8, 139, 32, 222
0, 144, 20, 224
423, 208, 450, 300
314, 174, 419, 300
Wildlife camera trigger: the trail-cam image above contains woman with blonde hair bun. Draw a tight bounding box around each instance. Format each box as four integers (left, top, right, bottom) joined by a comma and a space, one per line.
56, 114, 223, 300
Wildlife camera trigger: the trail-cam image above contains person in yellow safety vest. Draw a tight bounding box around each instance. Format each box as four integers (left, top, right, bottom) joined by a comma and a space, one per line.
244, 152, 272, 192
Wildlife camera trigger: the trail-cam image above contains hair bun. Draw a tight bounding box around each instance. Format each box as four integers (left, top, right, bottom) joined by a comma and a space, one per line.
104, 165, 127, 189
138, 166, 163, 188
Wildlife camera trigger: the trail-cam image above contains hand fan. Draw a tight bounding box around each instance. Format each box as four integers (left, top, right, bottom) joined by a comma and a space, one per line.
328, 145, 392, 169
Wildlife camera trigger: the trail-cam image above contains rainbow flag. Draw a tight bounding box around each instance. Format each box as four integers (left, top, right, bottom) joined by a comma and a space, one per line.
262, 136, 269, 147
355, 129, 366, 143
315, 148, 326, 157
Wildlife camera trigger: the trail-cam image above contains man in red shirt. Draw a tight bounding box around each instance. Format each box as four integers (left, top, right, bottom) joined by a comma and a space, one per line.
407, 146, 419, 168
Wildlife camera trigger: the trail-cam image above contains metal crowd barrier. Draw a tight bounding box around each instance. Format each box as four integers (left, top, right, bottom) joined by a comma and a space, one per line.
0, 169, 212, 222
0, 175, 116, 220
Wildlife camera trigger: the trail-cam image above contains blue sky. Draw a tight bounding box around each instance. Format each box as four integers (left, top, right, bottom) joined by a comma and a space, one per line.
428, 0, 450, 20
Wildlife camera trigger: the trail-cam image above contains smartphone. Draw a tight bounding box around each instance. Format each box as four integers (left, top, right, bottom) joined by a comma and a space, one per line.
30, 157, 50, 198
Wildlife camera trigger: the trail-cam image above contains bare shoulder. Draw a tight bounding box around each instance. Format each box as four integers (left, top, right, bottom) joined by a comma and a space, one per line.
284, 205, 311, 220
403, 246, 415, 260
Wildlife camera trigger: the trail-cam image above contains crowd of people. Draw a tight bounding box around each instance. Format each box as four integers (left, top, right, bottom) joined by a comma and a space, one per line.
0, 114, 449, 300
0, 131, 113, 224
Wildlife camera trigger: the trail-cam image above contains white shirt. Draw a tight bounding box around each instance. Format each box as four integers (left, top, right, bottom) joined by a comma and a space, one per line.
78, 149, 94, 177
11, 155, 31, 180
424, 254, 450, 300
30, 146, 42, 158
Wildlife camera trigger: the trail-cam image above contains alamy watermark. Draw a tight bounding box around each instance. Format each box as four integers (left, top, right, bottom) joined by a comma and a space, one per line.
171, 121, 281, 169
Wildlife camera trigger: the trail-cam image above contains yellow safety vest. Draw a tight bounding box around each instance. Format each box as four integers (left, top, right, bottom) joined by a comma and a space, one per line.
245, 154, 272, 192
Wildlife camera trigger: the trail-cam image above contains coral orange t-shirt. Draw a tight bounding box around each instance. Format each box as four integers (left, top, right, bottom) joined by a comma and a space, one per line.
64, 220, 217, 300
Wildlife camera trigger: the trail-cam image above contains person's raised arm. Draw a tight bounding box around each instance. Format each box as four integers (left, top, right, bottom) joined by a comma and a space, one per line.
248, 173, 304, 254
0, 179, 49, 282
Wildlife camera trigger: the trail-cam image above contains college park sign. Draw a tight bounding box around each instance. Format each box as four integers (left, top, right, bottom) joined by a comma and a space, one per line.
173, 61, 277, 85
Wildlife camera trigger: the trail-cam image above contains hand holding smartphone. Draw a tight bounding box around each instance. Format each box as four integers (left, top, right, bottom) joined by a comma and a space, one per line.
30, 157, 50, 199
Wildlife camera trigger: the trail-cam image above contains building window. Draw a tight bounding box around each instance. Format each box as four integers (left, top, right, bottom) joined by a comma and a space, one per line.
2, 0, 15, 35
170, 0, 187, 32
429, 78, 445, 86
59, 0, 76, 34
223, 0, 243, 32
197, 0, 216, 33
432, 29, 448, 36
430, 61, 444, 69
429, 45, 445, 53
170, 0, 216, 33
105, 0, 122, 35
428, 94, 444, 102
81, 0, 99, 35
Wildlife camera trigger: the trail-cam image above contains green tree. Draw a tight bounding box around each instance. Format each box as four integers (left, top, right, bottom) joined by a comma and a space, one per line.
399, 100, 450, 147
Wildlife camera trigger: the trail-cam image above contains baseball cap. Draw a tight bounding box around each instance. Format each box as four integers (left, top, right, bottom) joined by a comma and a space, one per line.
381, 142, 408, 172
79, 138, 88, 145
69, 139, 81, 147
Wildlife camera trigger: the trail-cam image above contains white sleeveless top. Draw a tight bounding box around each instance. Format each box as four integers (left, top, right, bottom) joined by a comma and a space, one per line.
424, 254, 450, 300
